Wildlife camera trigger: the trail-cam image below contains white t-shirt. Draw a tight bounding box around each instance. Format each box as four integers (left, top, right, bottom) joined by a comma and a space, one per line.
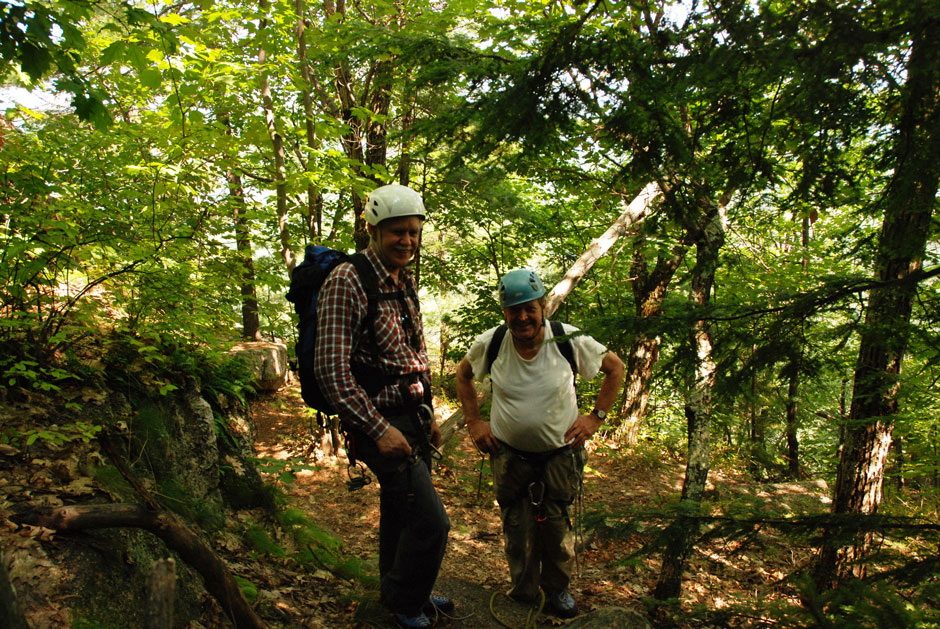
464, 321, 608, 452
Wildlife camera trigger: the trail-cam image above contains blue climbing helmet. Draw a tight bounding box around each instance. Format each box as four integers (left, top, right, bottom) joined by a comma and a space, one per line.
498, 269, 546, 307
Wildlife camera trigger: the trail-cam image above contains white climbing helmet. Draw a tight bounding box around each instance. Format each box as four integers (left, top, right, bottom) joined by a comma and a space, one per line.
365, 184, 427, 226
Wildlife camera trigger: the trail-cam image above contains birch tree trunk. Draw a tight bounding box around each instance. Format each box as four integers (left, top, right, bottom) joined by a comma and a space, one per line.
543, 182, 660, 314
812, 7, 940, 590
653, 197, 726, 604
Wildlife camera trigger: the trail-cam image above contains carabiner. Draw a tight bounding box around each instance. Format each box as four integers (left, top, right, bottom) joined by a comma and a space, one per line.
527, 481, 545, 508
418, 404, 444, 461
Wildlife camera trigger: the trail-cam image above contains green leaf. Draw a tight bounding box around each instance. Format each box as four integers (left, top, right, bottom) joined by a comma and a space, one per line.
140, 67, 163, 89
160, 13, 190, 26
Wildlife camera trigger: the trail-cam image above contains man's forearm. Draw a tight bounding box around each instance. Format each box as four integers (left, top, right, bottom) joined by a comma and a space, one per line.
455, 360, 483, 424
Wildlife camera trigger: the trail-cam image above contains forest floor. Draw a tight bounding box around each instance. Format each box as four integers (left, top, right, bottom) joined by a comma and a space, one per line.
245, 384, 833, 628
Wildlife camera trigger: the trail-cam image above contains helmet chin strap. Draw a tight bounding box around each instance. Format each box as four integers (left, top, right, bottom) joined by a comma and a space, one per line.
510, 317, 545, 347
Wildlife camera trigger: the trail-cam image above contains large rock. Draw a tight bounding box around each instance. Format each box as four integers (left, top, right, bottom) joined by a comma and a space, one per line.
230, 341, 289, 392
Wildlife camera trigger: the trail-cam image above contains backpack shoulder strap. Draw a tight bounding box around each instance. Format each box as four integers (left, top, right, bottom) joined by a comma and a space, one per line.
349, 253, 379, 306
347, 253, 384, 355
348, 253, 423, 355
485, 324, 508, 375
550, 320, 578, 378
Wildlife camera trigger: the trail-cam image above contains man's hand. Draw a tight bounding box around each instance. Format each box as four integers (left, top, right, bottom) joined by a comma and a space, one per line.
430, 419, 443, 448
467, 420, 499, 454
376, 425, 412, 458
564, 413, 602, 449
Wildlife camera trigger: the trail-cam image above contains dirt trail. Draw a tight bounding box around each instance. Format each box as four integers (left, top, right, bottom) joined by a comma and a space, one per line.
249, 385, 667, 627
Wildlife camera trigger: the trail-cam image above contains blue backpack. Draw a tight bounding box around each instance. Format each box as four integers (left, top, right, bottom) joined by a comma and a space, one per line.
286, 245, 419, 416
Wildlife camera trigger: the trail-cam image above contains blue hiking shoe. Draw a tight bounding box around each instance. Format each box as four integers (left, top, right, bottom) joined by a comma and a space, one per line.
394, 611, 432, 628
424, 593, 455, 614
547, 590, 578, 618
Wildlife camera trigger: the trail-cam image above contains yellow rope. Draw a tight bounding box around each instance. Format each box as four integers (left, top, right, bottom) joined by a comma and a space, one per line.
488, 589, 545, 629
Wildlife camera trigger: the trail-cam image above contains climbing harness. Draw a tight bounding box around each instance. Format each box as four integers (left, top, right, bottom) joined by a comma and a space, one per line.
488, 589, 545, 629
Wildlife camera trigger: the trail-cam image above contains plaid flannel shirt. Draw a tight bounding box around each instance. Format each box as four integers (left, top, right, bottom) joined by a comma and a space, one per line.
313, 246, 430, 440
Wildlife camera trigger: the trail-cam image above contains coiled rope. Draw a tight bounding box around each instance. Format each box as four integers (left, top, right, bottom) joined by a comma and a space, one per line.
488, 589, 545, 629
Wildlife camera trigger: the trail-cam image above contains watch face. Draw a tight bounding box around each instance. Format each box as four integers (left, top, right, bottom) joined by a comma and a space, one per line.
593, 409, 606, 420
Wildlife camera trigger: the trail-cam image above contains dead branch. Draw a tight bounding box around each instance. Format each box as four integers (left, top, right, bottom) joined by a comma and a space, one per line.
36, 504, 265, 629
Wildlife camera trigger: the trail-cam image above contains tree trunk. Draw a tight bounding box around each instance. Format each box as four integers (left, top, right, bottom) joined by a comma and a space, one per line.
785, 370, 800, 478
258, 0, 295, 271
543, 182, 660, 314
612, 232, 686, 445
220, 114, 261, 341
613, 333, 660, 444
812, 8, 940, 590
653, 197, 725, 604
228, 169, 262, 341
294, 0, 324, 242
784, 215, 811, 479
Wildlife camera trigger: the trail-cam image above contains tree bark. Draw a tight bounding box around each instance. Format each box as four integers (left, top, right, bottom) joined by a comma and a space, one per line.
219, 113, 261, 341
612, 233, 687, 445
785, 369, 800, 478
812, 7, 940, 590
36, 504, 265, 629
228, 168, 262, 341
654, 196, 725, 603
543, 182, 660, 315
784, 215, 812, 480
294, 0, 325, 243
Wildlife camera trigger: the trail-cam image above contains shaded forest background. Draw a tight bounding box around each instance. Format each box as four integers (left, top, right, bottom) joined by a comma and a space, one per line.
1, 0, 939, 626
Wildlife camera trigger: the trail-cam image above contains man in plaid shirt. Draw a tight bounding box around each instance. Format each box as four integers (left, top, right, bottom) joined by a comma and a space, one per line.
314, 184, 451, 629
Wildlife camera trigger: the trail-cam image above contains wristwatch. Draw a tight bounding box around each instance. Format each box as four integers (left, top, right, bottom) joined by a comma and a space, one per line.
591, 408, 607, 421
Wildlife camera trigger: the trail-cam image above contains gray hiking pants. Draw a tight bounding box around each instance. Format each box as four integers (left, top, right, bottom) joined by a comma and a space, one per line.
491, 443, 586, 600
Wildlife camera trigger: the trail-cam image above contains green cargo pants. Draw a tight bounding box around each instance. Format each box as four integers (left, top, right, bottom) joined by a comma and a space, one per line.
491, 443, 587, 601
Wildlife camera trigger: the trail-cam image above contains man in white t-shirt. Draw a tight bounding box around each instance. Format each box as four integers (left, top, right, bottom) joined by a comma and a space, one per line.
455, 269, 624, 618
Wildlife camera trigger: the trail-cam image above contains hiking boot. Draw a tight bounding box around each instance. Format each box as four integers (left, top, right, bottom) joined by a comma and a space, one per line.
546, 590, 578, 618
394, 611, 432, 628
424, 593, 455, 614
